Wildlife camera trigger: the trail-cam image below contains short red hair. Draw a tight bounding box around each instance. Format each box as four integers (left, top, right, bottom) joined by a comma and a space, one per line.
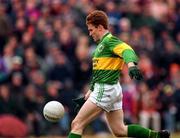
86, 10, 108, 29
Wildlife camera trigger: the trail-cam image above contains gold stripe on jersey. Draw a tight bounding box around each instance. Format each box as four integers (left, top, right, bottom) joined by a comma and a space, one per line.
93, 57, 124, 70
113, 43, 133, 57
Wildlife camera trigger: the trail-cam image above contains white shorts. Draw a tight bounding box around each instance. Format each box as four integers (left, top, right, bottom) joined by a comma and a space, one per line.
89, 82, 123, 112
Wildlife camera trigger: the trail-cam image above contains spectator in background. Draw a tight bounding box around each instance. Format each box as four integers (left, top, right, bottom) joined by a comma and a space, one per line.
138, 82, 161, 131
73, 34, 92, 91
43, 25, 56, 47
59, 79, 78, 136
0, 84, 26, 119
9, 72, 25, 112
48, 50, 73, 90
118, 18, 131, 43
118, 17, 131, 34
18, 31, 34, 56
138, 53, 156, 89
2, 40, 16, 73
159, 84, 176, 132
0, 56, 8, 84
172, 71, 180, 131
0, 3, 12, 54
121, 65, 138, 124
58, 27, 77, 60
33, 18, 47, 58
23, 84, 43, 136
9, 56, 28, 85
14, 17, 27, 43
45, 81, 60, 102
45, 42, 61, 68
105, 0, 121, 34
24, 47, 47, 73
29, 70, 46, 97
149, 0, 168, 21
0, 84, 15, 115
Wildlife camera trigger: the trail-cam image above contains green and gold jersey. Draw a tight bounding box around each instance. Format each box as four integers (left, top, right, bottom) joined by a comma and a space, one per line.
90, 33, 138, 90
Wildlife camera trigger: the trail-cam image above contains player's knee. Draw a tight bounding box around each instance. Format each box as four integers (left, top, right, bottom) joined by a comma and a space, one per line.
71, 118, 84, 131
113, 125, 127, 137
114, 132, 124, 137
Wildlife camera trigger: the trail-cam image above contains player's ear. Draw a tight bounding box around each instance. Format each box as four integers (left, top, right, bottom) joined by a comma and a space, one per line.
98, 25, 104, 30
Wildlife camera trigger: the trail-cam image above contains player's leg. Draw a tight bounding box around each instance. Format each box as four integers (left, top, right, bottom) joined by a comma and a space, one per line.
68, 99, 103, 138
105, 82, 170, 138
106, 109, 170, 138
105, 109, 127, 137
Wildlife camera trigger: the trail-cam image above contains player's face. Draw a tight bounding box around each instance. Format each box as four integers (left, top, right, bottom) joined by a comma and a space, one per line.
87, 24, 101, 42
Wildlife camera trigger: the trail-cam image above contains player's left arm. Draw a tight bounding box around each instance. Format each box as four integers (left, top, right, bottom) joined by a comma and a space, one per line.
113, 42, 143, 80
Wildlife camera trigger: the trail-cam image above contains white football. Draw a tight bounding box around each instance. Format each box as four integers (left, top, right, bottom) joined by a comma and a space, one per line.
43, 101, 65, 122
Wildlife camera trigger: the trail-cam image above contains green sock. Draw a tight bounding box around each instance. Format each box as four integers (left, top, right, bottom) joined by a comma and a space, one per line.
128, 124, 160, 138
68, 132, 81, 138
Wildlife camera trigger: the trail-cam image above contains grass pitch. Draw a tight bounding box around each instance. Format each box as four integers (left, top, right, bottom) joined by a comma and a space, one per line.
29, 133, 180, 138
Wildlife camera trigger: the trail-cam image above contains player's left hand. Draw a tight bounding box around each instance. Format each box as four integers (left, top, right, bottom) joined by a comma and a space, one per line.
72, 96, 86, 113
128, 66, 143, 80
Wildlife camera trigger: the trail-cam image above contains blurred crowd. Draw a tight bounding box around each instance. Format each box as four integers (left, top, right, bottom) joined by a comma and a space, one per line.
0, 0, 180, 137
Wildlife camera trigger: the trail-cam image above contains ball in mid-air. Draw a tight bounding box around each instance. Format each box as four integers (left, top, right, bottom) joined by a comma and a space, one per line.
43, 101, 65, 122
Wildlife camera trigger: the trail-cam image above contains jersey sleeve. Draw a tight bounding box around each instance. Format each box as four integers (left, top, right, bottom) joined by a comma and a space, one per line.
122, 49, 139, 64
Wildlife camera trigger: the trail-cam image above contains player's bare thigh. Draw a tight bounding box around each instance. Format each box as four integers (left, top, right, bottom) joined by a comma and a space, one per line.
105, 109, 128, 137
71, 99, 103, 134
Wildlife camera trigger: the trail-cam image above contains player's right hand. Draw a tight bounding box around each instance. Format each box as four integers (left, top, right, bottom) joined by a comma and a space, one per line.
128, 66, 143, 80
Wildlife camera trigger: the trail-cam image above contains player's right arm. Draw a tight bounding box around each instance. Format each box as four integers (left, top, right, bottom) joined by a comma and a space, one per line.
108, 37, 143, 80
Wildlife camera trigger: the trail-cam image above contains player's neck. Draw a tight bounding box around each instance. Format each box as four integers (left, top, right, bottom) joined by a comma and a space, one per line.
100, 30, 109, 40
